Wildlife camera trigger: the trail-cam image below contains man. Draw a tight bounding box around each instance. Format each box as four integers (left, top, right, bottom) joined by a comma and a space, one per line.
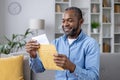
25, 7, 100, 80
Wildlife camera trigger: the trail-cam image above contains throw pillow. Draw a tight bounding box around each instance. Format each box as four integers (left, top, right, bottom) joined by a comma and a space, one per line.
0, 55, 24, 80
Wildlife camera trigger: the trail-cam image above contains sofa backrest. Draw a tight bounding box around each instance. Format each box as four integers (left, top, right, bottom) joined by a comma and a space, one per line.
32, 53, 120, 80
2, 53, 120, 80
100, 53, 120, 80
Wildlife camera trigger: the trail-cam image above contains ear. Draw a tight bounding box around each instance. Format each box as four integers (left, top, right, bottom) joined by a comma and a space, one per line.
79, 18, 84, 24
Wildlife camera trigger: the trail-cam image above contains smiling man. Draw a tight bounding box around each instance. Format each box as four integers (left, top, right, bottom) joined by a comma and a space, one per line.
25, 7, 100, 80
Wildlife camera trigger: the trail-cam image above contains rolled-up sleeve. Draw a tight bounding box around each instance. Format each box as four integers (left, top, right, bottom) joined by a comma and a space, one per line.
29, 55, 45, 73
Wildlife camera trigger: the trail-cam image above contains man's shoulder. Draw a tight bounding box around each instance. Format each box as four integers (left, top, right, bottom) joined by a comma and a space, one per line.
83, 34, 98, 45
80, 31, 96, 42
87, 36, 96, 42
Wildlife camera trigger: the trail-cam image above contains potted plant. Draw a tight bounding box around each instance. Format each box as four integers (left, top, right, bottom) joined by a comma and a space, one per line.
91, 21, 100, 33
0, 28, 32, 54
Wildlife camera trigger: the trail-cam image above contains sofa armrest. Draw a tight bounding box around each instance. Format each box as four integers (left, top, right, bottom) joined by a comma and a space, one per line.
23, 56, 31, 80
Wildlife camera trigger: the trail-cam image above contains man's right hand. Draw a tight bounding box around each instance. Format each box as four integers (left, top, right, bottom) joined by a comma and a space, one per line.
25, 40, 40, 58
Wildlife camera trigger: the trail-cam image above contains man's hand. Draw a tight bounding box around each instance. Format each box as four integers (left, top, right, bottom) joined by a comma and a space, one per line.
53, 54, 76, 73
25, 40, 40, 58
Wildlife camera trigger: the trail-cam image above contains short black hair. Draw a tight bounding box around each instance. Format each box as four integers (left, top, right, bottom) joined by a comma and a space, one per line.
65, 7, 83, 20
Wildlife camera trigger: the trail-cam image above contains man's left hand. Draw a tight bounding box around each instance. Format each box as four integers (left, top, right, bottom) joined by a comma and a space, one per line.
53, 54, 76, 73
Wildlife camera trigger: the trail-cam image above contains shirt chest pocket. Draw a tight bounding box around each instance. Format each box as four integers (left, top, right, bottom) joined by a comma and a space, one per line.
69, 48, 85, 66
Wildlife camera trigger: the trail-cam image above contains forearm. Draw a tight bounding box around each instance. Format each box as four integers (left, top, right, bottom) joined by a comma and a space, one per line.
73, 65, 99, 80
29, 55, 45, 73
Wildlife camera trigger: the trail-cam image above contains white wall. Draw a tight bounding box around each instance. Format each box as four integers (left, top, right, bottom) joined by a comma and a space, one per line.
0, 0, 55, 42
0, 0, 5, 42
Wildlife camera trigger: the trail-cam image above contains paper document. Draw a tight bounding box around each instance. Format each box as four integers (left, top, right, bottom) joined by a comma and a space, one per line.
38, 44, 63, 70
32, 34, 49, 44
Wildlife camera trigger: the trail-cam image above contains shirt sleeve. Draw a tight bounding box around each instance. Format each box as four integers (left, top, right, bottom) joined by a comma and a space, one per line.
29, 55, 45, 73
73, 40, 100, 80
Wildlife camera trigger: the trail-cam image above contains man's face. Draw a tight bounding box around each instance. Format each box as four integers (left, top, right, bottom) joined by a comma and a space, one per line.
62, 10, 82, 38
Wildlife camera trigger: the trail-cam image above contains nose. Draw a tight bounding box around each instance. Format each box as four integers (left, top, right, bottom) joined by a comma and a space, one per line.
63, 21, 69, 27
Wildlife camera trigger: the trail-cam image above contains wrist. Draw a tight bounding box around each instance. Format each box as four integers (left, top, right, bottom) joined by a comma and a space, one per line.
30, 52, 37, 58
70, 63, 76, 73
30, 54, 37, 58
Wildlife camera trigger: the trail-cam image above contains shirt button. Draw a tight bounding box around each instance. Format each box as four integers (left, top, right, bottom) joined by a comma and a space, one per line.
75, 73, 78, 77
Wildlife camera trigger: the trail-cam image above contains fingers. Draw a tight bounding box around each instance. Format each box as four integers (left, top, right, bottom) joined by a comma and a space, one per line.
53, 54, 67, 68
54, 54, 65, 57
25, 40, 39, 58
53, 54, 66, 61
29, 39, 37, 43
53, 54, 75, 71
26, 40, 39, 47
25, 39, 40, 53
26, 40, 40, 47
54, 59, 65, 68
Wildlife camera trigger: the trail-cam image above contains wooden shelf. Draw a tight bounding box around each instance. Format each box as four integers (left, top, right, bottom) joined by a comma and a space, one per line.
55, 0, 120, 53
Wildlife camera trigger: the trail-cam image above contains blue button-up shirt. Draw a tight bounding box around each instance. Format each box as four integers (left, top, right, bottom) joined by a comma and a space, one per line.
29, 30, 100, 80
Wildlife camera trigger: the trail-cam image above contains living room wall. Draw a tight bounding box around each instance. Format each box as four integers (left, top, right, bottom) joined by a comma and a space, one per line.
0, 0, 5, 43
0, 0, 55, 42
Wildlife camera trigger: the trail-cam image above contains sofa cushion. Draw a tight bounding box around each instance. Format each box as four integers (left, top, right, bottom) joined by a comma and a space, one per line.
0, 53, 31, 80
0, 55, 24, 80
100, 53, 120, 80
32, 70, 55, 80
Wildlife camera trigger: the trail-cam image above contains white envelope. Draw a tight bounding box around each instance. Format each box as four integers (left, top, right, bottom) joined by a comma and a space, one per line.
32, 34, 49, 44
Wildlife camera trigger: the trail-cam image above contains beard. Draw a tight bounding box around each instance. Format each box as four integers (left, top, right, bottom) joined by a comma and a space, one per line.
62, 23, 80, 37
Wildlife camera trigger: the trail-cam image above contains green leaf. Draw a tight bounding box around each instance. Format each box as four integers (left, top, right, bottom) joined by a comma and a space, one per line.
0, 28, 33, 54
24, 28, 32, 37
91, 22, 100, 29
4, 35, 11, 42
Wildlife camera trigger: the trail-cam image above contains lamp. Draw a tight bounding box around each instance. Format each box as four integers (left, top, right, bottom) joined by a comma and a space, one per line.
29, 19, 45, 36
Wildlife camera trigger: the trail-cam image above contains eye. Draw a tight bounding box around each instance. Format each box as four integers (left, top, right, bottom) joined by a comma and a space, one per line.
68, 19, 73, 22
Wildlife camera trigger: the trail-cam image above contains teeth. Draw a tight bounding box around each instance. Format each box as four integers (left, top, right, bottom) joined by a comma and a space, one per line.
64, 28, 70, 31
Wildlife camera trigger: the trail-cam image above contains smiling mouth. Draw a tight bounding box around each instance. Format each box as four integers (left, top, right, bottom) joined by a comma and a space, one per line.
63, 27, 72, 32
